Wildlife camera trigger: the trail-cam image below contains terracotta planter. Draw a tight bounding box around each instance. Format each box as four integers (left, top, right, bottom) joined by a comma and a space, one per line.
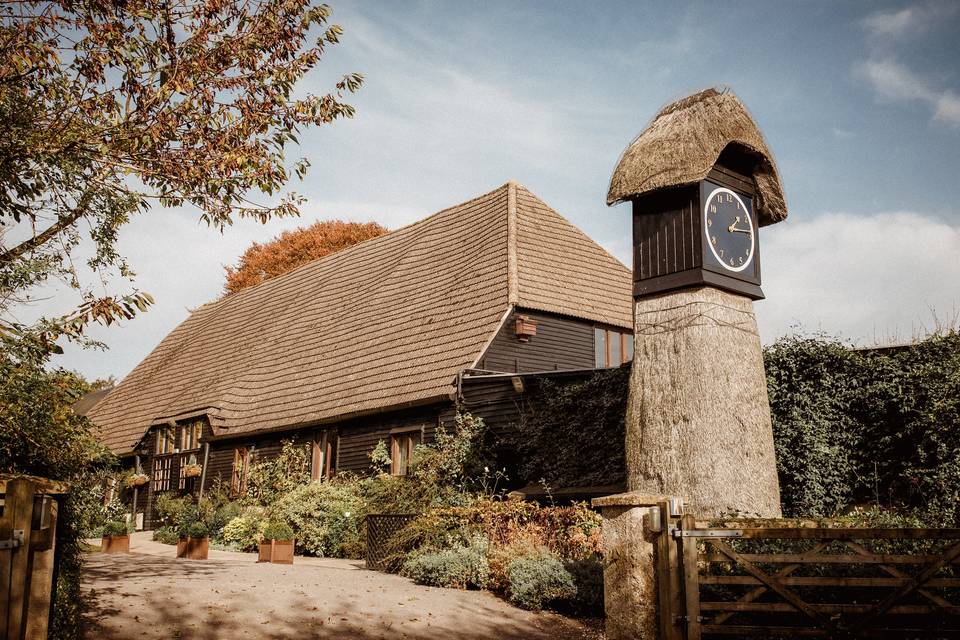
257, 539, 294, 564
183, 464, 202, 478
101, 534, 130, 554
176, 536, 209, 560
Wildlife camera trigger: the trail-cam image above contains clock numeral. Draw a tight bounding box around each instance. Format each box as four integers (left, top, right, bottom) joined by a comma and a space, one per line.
730, 258, 735, 266
710, 204, 717, 214
726, 194, 733, 203
707, 218, 712, 227
739, 256, 745, 265
711, 236, 717, 246
719, 249, 724, 258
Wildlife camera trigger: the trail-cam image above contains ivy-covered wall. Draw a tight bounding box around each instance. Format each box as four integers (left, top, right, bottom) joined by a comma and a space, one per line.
509, 332, 960, 523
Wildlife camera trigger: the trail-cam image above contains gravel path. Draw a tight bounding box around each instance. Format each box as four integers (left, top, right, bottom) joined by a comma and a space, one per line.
82, 532, 602, 640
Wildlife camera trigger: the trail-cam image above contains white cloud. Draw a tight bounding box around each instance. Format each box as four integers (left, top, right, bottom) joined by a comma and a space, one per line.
757, 211, 960, 345
934, 91, 960, 127
861, 1, 959, 38
857, 58, 960, 127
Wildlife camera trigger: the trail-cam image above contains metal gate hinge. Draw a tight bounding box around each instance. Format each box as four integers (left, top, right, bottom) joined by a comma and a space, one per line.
675, 615, 704, 623
0, 529, 24, 550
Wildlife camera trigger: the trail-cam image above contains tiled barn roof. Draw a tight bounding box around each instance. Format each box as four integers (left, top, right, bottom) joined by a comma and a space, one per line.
88, 182, 633, 454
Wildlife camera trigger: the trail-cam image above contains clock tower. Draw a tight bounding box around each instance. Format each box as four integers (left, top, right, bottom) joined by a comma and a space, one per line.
608, 88, 786, 518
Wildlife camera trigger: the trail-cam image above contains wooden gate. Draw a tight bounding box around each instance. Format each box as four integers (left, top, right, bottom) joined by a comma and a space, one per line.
0, 475, 68, 640
653, 502, 960, 639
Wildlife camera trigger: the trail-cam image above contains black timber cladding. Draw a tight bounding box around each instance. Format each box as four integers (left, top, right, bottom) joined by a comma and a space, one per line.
631, 158, 764, 300
478, 309, 599, 373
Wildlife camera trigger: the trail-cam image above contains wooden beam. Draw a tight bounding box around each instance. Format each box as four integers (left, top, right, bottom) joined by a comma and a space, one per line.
701, 552, 957, 564
709, 540, 834, 631
709, 542, 829, 626
845, 540, 957, 612
5, 478, 34, 640
680, 514, 702, 640
24, 498, 59, 639
849, 539, 960, 629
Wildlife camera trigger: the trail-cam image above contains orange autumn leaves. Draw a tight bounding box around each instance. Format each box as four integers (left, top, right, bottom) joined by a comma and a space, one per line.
224, 220, 387, 295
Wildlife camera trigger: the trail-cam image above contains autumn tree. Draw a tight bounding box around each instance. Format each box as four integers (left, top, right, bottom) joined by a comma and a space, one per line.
0, 0, 362, 347
225, 219, 386, 294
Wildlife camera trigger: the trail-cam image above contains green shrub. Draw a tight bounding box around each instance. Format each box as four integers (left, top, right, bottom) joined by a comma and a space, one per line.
263, 521, 294, 541
179, 520, 209, 538
765, 331, 960, 522
152, 526, 180, 545
154, 494, 196, 529
275, 480, 365, 557
507, 548, 576, 611
208, 501, 243, 541
508, 367, 629, 488
101, 520, 129, 537
402, 538, 490, 589
245, 440, 310, 506
564, 557, 604, 616
221, 510, 267, 550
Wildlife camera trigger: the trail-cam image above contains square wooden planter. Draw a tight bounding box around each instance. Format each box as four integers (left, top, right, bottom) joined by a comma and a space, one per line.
258, 539, 294, 564
176, 536, 209, 560
101, 535, 130, 554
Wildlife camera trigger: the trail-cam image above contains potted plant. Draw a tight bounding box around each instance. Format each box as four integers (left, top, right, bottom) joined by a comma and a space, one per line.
258, 522, 295, 564
101, 520, 131, 553
126, 472, 149, 488
182, 452, 202, 478
176, 520, 210, 560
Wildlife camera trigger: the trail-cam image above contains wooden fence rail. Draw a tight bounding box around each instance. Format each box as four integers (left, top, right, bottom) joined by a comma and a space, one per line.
0, 475, 68, 640
652, 502, 960, 639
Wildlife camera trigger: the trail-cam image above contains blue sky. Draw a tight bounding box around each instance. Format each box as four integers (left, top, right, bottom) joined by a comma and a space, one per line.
18, 0, 960, 380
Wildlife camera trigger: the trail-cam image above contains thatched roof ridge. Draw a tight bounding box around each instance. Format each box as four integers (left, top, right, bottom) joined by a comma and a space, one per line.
607, 88, 787, 226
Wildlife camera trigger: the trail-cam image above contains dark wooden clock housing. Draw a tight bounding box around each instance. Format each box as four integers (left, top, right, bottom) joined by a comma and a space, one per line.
632, 146, 764, 300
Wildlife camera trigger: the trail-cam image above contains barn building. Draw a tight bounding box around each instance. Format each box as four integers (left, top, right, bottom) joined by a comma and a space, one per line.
86, 182, 633, 527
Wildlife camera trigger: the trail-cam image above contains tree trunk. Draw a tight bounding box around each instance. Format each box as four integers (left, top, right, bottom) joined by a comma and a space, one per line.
626, 286, 781, 517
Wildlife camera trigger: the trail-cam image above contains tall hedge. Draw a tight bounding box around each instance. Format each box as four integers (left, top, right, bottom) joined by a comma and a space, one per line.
508, 366, 629, 489
511, 332, 960, 523
766, 331, 960, 522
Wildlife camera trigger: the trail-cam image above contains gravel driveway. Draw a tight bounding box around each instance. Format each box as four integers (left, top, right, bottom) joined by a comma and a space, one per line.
82, 532, 602, 640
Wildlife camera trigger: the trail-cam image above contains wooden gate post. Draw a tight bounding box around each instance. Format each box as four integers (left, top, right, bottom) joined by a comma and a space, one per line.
5, 478, 35, 640
593, 492, 679, 640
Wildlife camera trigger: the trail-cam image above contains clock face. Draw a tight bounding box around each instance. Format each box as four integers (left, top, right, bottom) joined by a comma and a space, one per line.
704, 186, 755, 273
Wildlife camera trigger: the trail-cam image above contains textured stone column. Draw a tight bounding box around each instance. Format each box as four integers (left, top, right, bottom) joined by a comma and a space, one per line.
626, 286, 782, 517
592, 493, 668, 640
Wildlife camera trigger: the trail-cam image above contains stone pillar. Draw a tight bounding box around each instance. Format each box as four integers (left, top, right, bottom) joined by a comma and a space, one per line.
626, 286, 782, 518
592, 492, 672, 640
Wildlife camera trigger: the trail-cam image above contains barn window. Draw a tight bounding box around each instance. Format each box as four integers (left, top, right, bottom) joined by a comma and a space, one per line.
180, 420, 202, 450
231, 447, 250, 496
390, 430, 421, 476
156, 425, 176, 454
595, 328, 634, 368
311, 431, 338, 482
153, 457, 172, 492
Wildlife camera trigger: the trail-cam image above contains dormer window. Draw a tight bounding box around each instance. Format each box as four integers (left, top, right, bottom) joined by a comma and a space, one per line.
181, 419, 202, 450
595, 327, 634, 368
156, 425, 176, 454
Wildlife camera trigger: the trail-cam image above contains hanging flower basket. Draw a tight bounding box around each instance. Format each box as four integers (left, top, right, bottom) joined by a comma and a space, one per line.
126, 473, 150, 488
183, 464, 202, 478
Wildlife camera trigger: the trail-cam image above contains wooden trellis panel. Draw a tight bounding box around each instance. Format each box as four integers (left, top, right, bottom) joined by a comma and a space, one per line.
365, 514, 416, 572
